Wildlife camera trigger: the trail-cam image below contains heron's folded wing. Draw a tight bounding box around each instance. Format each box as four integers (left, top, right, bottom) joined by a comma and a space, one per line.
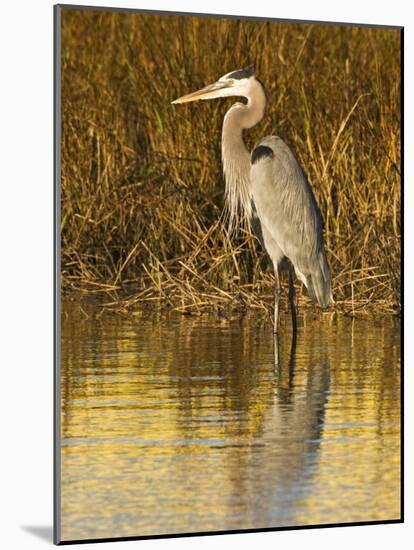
250, 136, 331, 307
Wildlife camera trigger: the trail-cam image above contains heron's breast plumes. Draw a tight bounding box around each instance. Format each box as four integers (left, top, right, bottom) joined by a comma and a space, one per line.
221, 105, 253, 235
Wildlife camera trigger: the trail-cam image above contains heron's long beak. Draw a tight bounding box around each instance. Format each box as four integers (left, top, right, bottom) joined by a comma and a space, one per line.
171, 81, 231, 104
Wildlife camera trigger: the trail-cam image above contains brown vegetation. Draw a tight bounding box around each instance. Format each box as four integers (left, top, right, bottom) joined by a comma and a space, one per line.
60, 8, 401, 316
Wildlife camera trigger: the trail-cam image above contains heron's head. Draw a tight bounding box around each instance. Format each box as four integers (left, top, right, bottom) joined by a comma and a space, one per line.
171, 66, 260, 104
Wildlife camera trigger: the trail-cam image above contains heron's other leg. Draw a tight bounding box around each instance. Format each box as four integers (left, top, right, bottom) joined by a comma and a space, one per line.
273, 267, 280, 334
288, 268, 297, 334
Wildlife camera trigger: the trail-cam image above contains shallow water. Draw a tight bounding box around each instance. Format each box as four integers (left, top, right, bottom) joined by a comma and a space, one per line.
60, 302, 401, 541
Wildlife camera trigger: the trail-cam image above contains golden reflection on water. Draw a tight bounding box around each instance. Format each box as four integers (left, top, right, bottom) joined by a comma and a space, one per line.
60, 303, 400, 541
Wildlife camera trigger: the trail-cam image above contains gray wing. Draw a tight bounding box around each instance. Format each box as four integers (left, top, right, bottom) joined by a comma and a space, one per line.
250, 136, 331, 308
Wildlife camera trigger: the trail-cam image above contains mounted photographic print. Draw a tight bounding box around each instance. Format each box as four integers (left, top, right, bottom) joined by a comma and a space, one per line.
54, 4, 403, 545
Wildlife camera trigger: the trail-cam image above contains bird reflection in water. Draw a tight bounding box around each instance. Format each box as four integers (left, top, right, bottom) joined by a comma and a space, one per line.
60, 304, 399, 540
223, 329, 331, 529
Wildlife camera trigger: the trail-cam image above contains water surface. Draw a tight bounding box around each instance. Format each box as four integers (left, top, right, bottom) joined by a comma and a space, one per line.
60, 302, 401, 541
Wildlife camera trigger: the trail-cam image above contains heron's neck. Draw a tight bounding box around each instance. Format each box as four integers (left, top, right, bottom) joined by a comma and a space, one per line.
221, 80, 266, 232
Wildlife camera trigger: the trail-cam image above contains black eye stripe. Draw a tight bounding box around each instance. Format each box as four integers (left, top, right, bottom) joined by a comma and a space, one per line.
227, 66, 255, 80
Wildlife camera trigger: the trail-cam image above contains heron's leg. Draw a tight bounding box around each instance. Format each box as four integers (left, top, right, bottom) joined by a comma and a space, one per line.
273, 267, 280, 334
288, 268, 297, 334
273, 331, 280, 370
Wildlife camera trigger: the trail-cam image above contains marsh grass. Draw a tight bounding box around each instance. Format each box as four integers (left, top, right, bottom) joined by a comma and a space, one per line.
60, 9, 401, 316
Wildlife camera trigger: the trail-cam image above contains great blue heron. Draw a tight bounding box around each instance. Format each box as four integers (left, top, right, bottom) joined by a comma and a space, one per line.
172, 66, 331, 333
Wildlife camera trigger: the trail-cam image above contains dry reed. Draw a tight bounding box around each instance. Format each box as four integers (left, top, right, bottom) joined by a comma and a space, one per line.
60, 8, 401, 317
